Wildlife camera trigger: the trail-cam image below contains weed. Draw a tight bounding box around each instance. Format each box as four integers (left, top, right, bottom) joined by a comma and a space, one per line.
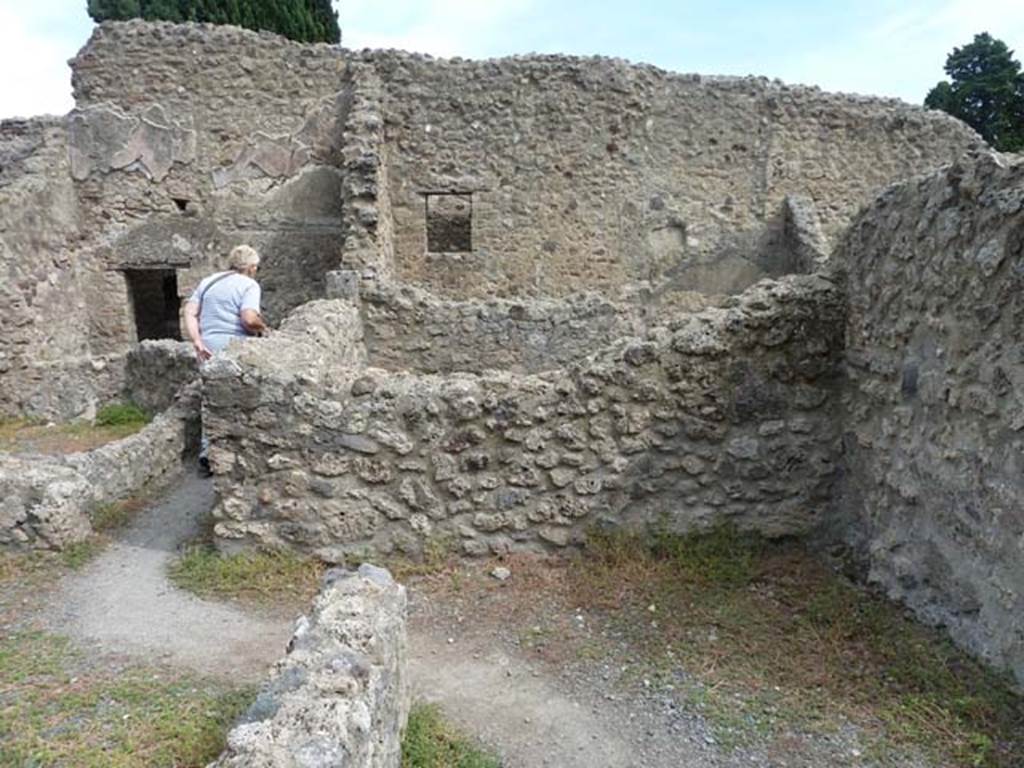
61, 539, 104, 570
95, 402, 150, 427
0, 550, 52, 584
568, 526, 1024, 767
519, 624, 552, 650
168, 543, 324, 609
91, 495, 149, 532
386, 535, 459, 582
0, 540, 109, 589
402, 702, 502, 768
0, 631, 253, 767
650, 522, 764, 587
424, 533, 457, 570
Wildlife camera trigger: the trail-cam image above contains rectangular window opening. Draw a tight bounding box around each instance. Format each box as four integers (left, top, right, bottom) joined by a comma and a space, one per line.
425, 192, 472, 253
124, 268, 182, 341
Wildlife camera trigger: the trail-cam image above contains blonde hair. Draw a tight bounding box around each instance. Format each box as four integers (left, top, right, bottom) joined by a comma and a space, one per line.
228, 244, 260, 271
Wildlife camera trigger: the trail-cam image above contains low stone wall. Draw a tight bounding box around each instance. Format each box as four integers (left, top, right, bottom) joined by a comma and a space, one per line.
204, 276, 843, 562
125, 340, 199, 414
0, 387, 199, 550
360, 282, 645, 374
0, 456, 94, 550
210, 564, 408, 768
835, 151, 1024, 685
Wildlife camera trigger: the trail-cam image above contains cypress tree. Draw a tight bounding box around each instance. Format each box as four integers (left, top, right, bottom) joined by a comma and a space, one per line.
309, 0, 339, 44
86, 0, 340, 44
88, 0, 141, 18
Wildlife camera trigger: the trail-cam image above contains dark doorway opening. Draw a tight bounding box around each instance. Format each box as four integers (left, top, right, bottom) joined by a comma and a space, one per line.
124, 268, 182, 341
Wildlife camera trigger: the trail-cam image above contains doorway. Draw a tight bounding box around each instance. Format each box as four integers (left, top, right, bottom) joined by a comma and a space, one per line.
124, 268, 182, 341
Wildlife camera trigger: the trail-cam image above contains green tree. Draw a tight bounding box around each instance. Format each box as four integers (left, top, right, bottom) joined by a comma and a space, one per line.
86, 0, 340, 44
925, 32, 1024, 152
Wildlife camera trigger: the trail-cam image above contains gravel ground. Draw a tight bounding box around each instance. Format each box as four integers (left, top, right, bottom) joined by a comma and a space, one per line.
5, 475, 933, 767
38, 472, 292, 682
404, 559, 931, 768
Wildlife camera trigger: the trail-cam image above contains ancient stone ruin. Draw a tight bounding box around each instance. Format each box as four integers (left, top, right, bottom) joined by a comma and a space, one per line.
2, 19, 1023, 756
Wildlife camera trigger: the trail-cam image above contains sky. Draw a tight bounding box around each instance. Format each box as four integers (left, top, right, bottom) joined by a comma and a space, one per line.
2, 0, 1024, 119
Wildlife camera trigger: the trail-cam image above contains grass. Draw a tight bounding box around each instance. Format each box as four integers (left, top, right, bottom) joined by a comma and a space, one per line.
568, 525, 1024, 767
95, 402, 150, 427
0, 550, 56, 587
0, 540, 106, 588
59, 539, 106, 570
92, 495, 151, 533
402, 703, 502, 768
387, 534, 460, 582
168, 543, 325, 609
0, 404, 149, 456
0, 631, 253, 767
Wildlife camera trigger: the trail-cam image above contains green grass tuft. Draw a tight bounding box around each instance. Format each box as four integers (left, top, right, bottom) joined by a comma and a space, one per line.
91, 496, 149, 533
402, 703, 502, 768
95, 402, 150, 427
61, 539, 104, 570
168, 544, 325, 608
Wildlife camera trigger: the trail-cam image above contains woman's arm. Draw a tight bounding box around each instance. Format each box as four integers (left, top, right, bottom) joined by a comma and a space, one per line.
184, 300, 213, 360
240, 308, 268, 336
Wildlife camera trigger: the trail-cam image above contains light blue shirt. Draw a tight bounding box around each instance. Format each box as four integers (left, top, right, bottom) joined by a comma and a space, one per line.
188, 271, 261, 352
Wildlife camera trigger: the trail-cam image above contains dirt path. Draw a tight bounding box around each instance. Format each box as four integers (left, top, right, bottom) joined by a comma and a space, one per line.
407, 628, 735, 768
38, 474, 867, 767
411, 631, 640, 767
41, 473, 292, 682
40, 472, 696, 766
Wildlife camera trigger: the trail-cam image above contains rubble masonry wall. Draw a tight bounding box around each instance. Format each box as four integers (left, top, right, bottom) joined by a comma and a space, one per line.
203, 276, 844, 562
0, 119, 124, 418
70, 20, 352, 323
359, 282, 646, 374
835, 151, 1024, 684
0, 387, 199, 550
210, 564, 408, 768
370, 51, 980, 298
2, 22, 982, 418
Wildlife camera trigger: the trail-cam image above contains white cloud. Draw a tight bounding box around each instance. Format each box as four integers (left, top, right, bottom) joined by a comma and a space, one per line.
340, 0, 537, 57
0, 0, 537, 118
3, 0, 1024, 118
777, 0, 1024, 102
0, 1, 92, 119
0, 9, 70, 118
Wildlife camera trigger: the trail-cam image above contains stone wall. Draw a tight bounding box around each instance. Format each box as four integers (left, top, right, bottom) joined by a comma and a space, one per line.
1, 22, 357, 418
359, 282, 646, 374
0, 386, 199, 550
0, 118, 123, 420
70, 21, 352, 324
203, 276, 843, 562
210, 564, 408, 768
338, 62, 395, 285
0, 21, 983, 421
125, 339, 199, 414
369, 52, 980, 299
835, 151, 1024, 685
